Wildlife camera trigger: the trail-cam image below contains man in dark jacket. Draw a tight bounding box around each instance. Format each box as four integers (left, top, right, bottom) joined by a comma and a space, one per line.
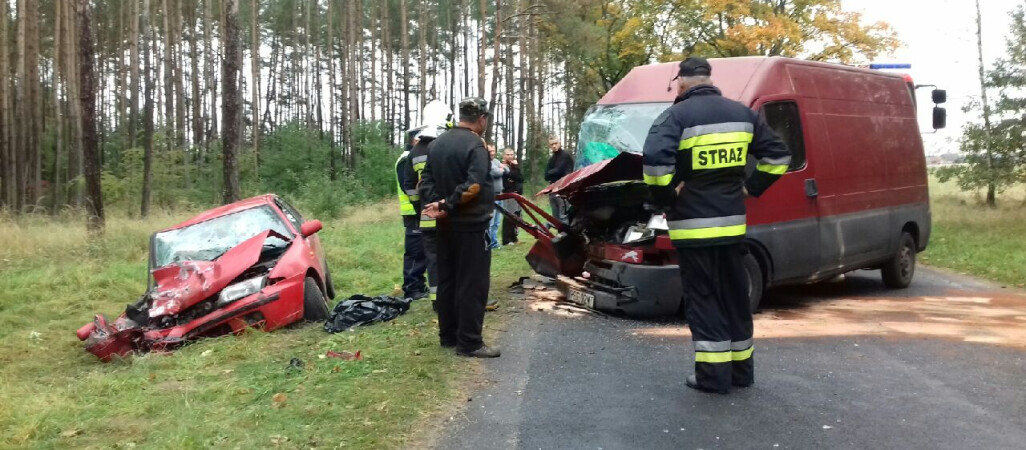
643, 58, 790, 394
501, 147, 524, 245
419, 97, 501, 358
544, 137, 574, 223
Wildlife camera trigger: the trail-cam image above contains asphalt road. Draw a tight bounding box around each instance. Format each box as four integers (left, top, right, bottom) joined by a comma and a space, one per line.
435, 267, 1026, 450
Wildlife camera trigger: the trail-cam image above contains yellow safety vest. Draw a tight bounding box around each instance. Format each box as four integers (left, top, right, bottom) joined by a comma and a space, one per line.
395, 151, 416, 216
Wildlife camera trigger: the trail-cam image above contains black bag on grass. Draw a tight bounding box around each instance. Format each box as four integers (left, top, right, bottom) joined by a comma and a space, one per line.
323, 294, 413, 333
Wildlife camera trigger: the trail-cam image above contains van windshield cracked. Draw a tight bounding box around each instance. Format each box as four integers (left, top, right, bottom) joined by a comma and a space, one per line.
577, 102, 670, 168
152, 206, 292, 267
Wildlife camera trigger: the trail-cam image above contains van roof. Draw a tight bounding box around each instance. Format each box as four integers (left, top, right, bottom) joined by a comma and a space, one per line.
598, 56, 906, 106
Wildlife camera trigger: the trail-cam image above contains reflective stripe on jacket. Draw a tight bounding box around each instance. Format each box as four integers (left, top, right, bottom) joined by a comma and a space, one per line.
395, 151, 417, 217
642, 85, 791, 247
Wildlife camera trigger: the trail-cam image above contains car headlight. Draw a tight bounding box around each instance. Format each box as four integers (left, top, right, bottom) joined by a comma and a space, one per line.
217, 276, 266, 306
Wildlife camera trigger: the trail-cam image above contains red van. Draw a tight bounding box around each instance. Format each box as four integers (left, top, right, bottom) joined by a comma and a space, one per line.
502, 56, 944, 317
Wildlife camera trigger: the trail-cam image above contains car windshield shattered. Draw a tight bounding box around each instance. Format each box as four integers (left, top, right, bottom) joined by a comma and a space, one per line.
576, 102, 671, 169
152, 206, 293, 267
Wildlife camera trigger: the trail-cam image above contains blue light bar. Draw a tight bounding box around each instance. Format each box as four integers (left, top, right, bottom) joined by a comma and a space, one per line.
870, 63, 912, 69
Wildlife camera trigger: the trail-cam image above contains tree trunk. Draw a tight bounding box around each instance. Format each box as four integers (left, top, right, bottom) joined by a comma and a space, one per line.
974, 0, 997, 208
65, 0, 83, 206
487, 0, 502, 140
382, 1, 393, 140
141, 0, 154, 217
400, 0, 409, 134
27, 0, 41, 210
478, 0, 486, 96
369, 2, 377, 123
174, 0, 186, 148
52, 0, 64, 212
0, 0, 10, 207
222, 0, 242, 204
418, 1, 427, 116
161, 0, 174, 151
129, 0, 140, 148
461, 0, 469, 99
251, 0, 260, 167
189, 0, 202, 146
327, 0, 337, 179
205, 0, 218, 146
14, 0, 25, 211
76, 0, 104, 232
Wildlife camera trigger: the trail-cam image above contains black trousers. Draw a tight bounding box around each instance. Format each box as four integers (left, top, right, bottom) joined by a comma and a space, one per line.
423, 230, 438, 302
402, 222, 428, 297
436, 229, 491, 352
501, 210, 520, 245
678, 244, 754, 392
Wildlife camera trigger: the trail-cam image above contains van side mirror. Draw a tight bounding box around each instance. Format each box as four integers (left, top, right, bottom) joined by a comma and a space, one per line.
932, 89, 947, 104
300, 220, 323, 237
933, 107, 947, 130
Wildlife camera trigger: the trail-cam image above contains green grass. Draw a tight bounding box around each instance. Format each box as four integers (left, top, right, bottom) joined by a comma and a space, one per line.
0, 204, 532, 449
923, 177, 1026, 287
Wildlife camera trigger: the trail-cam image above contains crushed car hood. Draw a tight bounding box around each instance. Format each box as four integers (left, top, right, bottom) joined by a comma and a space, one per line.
148, 229, 288, 318
537, 152, 642, 198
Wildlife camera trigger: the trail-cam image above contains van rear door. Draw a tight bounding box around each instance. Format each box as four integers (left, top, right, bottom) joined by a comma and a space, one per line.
746, 97, 822, 283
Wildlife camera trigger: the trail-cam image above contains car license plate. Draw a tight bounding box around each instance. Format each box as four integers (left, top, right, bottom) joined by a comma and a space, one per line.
567, 288, 595, 309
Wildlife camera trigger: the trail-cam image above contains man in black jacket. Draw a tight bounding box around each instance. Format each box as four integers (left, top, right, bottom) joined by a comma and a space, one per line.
500, 147, 524, 245
419, 97, 501, 358
544, 137, 574, 223
643, 58, 790, 394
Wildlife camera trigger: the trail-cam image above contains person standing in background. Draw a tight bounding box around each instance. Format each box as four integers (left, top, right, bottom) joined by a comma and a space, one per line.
486, 144, 508, 251
501, 148, 524, 246
544, 137, 574, 223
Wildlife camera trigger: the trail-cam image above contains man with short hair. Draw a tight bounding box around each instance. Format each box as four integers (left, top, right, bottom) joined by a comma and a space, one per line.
420, 97, 501, 358
643, 58, 790, 394
544, 137, 574, 223
500, 147, 524, 245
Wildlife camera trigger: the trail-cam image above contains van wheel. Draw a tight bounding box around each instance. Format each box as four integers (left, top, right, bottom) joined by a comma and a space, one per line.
303, 277, 330, 322
882, 232, 916, 289
743, 252, 764, 313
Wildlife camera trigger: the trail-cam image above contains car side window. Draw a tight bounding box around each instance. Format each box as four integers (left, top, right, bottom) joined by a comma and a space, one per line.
761, 102, 806, 171
275, 199, 304, 232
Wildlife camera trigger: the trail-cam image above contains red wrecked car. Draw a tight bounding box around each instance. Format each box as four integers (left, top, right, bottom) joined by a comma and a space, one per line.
77, 194, 335, 361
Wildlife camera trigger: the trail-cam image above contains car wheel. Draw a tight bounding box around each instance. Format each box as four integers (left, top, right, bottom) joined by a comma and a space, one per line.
743, 252, 764, 313
303, 277, 330, 321
324, 266, 336, 299
881, 232, 916, 289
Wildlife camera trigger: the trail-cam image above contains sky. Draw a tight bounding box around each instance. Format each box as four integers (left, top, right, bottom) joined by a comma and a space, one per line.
842, 0, 1024, 155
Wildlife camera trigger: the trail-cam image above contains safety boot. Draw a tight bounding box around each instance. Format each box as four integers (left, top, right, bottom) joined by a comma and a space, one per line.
686, 375, 728, 395
457, 345, 501, 358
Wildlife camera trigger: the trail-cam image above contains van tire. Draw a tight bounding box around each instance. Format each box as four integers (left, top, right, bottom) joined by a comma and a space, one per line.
881, 232, 916, 289
303, 277, 330, 322
743, 252, 764, 313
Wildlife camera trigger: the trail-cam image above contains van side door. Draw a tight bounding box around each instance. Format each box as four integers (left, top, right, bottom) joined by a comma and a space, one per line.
745, 98, 822, 284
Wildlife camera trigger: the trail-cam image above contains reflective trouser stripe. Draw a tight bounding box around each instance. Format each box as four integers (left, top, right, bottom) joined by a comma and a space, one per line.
695, 351, 733, 363
695, 347, 753, 363
694, 340, 731, 352
732, 346, 754, 361
420, 219, 436, 229
669, 224, 746, 240
428, 286, 437, 300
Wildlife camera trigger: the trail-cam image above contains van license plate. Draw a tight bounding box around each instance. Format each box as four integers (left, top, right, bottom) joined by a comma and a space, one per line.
567, 288, 595, 309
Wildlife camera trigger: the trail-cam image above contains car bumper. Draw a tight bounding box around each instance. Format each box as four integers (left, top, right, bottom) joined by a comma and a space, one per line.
555, 259, 682, 318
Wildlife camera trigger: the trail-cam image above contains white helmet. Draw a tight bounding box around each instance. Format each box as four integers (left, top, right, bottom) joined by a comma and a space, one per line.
412, 100, 453, 140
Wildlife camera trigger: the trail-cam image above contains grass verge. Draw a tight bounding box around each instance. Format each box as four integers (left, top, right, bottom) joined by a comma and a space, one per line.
0, 203, 532, 448
923, 178, 1026, 287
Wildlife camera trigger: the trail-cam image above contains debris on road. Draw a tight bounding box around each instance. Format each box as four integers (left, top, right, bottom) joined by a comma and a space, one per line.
325, 350, 362, 360
324, 294, 413, 333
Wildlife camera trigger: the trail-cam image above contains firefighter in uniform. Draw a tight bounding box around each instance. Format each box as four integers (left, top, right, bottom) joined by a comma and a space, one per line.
419, 97, 501, 358
396, 132, 428, 300
409, 101, 454, 307
643, 58, 790, 394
